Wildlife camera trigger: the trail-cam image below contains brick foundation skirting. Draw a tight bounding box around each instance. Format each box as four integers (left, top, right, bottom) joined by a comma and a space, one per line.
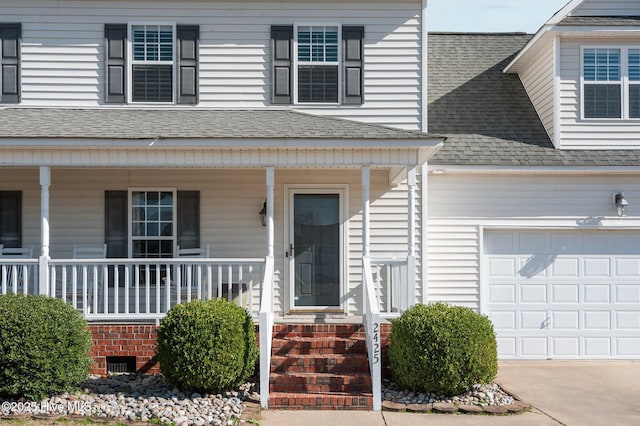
88, 323, 392, 377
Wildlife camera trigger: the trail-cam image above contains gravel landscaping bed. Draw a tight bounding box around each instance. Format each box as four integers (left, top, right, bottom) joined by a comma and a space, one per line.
383, 379, 515, 406
0, 374, 259, 426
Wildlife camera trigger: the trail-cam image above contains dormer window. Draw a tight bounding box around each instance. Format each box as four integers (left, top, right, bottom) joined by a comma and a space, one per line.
582, 47, 640, 120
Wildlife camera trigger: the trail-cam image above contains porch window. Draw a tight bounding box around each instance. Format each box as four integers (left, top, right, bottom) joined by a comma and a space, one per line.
130, 190, 175, 258
0, 191, 21, 248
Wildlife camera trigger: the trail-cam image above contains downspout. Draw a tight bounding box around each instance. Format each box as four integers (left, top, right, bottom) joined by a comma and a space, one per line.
421, 0, 429, 304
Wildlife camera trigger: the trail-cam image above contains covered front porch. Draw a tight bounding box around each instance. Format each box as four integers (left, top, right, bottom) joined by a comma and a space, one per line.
0, 108, 443, 410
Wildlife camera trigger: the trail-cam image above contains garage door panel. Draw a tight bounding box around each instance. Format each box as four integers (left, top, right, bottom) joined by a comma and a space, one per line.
551, 284, 579, 303
616, 338, 640, 357
583, 258, 611, 277
520, 337, 548, 358
584, 284, 611, 303
551, 257, 579, 277
585, 338, 611, 357
553, 310, 579, 330
616, 311, 640, 330
584, 311, 610, 330
520, 284, 547, 303
497, 337, 517, 358
489, 311, 516, 330
488, 258, 517, 277
489, 284, 516, 303
486, 230, 640, 360
551, 337, 580, 357
616, 285, 640, 303
615, 259, 640, 277
520, 311, 547, 329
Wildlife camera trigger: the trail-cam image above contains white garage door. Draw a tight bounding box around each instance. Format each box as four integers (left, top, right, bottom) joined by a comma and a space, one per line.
485, 230, 640, 359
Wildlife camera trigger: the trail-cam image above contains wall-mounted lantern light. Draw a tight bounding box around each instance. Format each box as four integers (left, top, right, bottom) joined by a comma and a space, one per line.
614, 192, 629, 217
259, 201, 267, 226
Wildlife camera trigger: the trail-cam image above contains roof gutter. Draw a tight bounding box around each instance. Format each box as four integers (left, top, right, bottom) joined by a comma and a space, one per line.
428, 165, 640, 175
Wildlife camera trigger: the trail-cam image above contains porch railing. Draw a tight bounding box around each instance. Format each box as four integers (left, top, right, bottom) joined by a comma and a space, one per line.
258, 255, 275, 409
370, 257, 408, 318
0, 259, 39, 296
47, 258, 265, 321
362, 255, 382, 411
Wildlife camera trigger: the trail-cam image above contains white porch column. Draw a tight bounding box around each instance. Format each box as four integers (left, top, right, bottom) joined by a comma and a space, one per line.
407, 166, 417, 308
39, 166, 51, 295
362, 166, 370, 257
266, 167, 275, 258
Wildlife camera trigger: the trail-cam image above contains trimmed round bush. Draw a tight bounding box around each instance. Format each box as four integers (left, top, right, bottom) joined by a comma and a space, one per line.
0, 294, 92, 400
156, 298, 258, 393
388, 302, 497, 396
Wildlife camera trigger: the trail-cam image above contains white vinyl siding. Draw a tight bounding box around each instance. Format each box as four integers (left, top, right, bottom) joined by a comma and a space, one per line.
427, 173, 640, 312
558, 39, 640, 149
1, 167, 418, 317
7, 0, 421, 130
573, 0, 640, 16
518, 36, 555, 144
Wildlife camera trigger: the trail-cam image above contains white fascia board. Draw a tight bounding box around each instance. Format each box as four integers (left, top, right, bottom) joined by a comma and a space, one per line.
504, 0, 585, 74
428, 165, 640, 175
0, 137, 445, 150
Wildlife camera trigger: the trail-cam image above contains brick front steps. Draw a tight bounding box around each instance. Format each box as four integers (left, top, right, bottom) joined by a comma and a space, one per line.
268, 324, 373, 410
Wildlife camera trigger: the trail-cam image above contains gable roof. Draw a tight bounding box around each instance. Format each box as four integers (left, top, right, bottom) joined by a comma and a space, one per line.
0, 108, 438, 142
427, 32, 640, 167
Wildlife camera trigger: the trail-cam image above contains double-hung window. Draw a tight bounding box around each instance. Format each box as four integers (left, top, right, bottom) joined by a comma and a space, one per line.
296, 25, 339, 103
582, 47, 640, 119
131, 25, 175, 103
271, 24, 364, 105
105, 23, 199, 105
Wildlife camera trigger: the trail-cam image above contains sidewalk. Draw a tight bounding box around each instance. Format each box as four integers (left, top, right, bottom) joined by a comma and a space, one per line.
258, 409, 558, 425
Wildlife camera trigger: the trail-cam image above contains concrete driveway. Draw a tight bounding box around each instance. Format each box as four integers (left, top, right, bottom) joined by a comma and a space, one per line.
496, 360, 640, 425
260, 360, 640, 426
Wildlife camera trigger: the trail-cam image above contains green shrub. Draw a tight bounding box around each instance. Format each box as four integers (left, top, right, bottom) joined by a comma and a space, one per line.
156, 298, 258, 393
0, 294, 92, 400
388, 302, 497, 396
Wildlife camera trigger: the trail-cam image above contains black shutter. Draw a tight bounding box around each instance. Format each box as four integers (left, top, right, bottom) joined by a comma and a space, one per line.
177, 191, 200, 250
177, 25, 199, 105
342, 26, 364, 105
105, 191, 128, 258
271, 25, 293, 104
0, 23, 20, 103
105, 24, 127, 104
0, 191, 21, 248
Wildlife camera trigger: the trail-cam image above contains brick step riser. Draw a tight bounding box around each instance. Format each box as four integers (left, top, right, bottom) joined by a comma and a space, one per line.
272, 365, 370, 374
273, 326, 365, 333
272, 340, 367, 352
269, 393, 373, 410
270, 384, 372, 393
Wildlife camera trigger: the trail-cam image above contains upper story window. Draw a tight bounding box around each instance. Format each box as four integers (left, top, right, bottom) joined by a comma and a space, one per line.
296, 25, 339, 103
131, 25, 174, 103
582, 47, 640, 120
105, 23, 199, 105
271, 24, 364, 106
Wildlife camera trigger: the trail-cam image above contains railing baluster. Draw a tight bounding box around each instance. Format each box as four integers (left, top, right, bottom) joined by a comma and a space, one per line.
135, 264, 140, 314
186, 264, 192, 303
165, 263, 171, 312
197, 264, 202, 301
207, 264, 212, 300
248, 265, 254, 315
217, 265, 222, 299
145, 265, 150, 314
61, 266, 67, 304
125, 265, 130, 315
227, 265, 232, 302
176, 264, 181, 305
113, 263, 119, 315
1, 265, 6, 294
238, 265, 243, 308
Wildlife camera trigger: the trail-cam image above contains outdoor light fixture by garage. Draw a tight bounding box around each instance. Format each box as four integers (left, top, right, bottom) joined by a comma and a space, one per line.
614, 192, 629, 217
259, 201, 267, 226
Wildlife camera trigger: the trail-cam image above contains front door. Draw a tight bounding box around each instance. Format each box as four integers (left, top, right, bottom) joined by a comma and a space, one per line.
288, 190, 344, 310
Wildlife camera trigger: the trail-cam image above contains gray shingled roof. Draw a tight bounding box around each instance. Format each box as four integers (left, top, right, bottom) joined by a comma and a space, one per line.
0, 108, 434, 141
428, 33, 640, 167
559, 16, 640, 26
